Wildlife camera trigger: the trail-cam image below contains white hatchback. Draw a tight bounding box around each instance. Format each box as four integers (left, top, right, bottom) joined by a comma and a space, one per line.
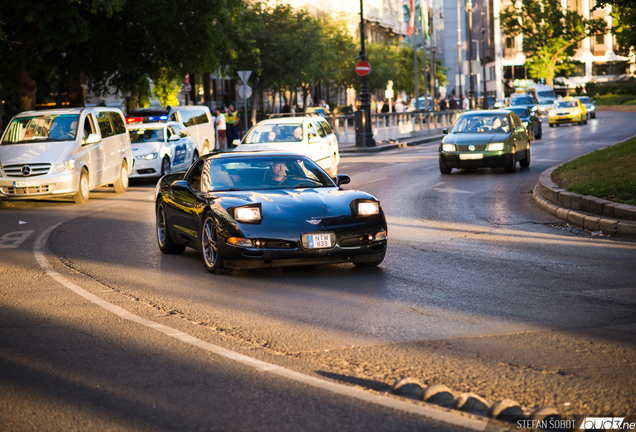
128, 122, 198, 178
234, 116, 340, 177
0, 107, 132, 204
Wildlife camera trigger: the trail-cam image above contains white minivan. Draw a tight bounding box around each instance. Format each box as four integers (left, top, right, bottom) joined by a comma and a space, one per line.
126, 106, 216, 158
0, 107, 132, 204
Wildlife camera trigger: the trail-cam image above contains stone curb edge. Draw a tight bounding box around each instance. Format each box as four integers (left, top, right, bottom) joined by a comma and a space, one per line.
340, 135, 443, 153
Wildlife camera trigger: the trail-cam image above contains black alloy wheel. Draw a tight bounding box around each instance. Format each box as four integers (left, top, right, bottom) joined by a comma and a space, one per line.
439, 158, 452, 174
161, 157, 171, 176
504, 147, 517, 173
519, 143, 531, 168
157, 200, 186, 254
200, 213, 231, 274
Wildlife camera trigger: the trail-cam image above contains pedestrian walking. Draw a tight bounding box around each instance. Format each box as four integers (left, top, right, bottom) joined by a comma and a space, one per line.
226, 104, 240, 146
215, 108, 226, 150
462, 95, 469, 110
438, 95, 448, 111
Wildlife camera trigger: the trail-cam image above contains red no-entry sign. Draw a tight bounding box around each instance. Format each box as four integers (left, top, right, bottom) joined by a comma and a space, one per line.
355, 61, 372, 77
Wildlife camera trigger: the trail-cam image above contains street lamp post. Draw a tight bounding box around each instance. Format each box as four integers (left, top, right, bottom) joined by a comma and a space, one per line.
466, 0, 475, 109
358, 0, 376, 147
457, 0, 462, 100
481, 0, 488, 109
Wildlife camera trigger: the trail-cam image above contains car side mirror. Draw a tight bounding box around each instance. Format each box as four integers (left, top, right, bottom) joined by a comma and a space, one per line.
168, 135, 180, 141
442, 129, 448, 134
84, 133, 100, 145
171, 180, 191, 191
336, 175, 350, 187
309, 136, 321, 144
233, 139, 241, 146
516, 126, 526, 133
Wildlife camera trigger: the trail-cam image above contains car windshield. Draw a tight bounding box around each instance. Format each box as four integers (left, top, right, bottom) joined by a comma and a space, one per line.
555, 101, 578, 108
508, 108, 529, 117
1, 114, 79, 144
243, 123, 303, 144
577, 97, 591, 104
537, 90, 556, 98
200, 155, 334, 192
511, 97, 534, 105
450, 114, 511, 134
129, 127, 165, 143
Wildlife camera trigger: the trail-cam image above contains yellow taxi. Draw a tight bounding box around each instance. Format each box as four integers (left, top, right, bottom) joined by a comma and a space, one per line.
548, 97, 588, 127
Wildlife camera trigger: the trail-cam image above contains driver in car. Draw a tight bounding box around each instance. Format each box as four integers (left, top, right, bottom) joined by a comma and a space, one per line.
491, 117, 509, 133
264, 162, 288, 184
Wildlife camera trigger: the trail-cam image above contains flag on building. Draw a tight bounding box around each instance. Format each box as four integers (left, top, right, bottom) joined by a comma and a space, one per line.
421, 0, 429, 40
407, 0, 415, 36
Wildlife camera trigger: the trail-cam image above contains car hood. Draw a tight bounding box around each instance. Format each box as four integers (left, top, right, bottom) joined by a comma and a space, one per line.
235, 143, 304, 153
443, 133, 510, 145
0, 142, 74, 165
214, 188, 374, 219
132, 142, 160, 154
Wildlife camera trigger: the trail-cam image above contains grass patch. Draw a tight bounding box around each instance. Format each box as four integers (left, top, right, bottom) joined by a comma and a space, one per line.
593, 94, 636, 106
552, 138, 636, 206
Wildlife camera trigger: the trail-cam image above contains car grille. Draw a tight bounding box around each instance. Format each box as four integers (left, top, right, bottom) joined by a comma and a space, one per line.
2, 163, 52, 177
4, 185, 52, 195
457, 145, 487, 151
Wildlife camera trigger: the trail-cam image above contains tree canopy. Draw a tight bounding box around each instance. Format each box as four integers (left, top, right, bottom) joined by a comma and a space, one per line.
500, 0, 607, 87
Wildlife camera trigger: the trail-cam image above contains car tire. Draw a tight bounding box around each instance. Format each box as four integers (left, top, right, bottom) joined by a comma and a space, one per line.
519, 143, 531, 168
504, 147, 517, 173
549, 123, 554, 128
161, 156, 171, 177
527, 127, 534, 141
200, 212, 231, 274
156, 200, 186, 254
584, 115, 588, 124
72, 168, 90, 203
592, 113, 596, 119
439, 158, 452, 174
192, 150, 199, 164
353, 252, 385, 267
114, 161, 129, 193
536, 124, 543, 139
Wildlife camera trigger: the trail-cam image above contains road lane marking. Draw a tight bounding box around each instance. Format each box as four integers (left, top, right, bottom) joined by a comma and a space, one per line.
0, 230, 34, 248
33, 215, 496, 432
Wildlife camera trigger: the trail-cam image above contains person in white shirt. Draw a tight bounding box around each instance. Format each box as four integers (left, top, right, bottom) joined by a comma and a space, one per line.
214, 108, 226, 150
462, 95, 470, 110
395, 98, 405, 113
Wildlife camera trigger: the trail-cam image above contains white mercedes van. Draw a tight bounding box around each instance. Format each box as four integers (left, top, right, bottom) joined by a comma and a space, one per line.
0, 107, 132, 204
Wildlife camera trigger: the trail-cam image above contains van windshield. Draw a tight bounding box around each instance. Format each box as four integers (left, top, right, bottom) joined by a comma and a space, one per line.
1, 114, 80, 145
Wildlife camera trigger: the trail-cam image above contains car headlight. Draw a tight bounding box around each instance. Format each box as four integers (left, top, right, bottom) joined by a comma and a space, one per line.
53, 159, 76, 173
442, 144, 456, 151
549, 111, 556, 117
522, 121, 529, 127
572, 109, 580, 116
233, 205, 262, 223
357, 201, 379, 216
227, 237, 253, 247
136, 152, 158, 160
487, 142, 505, 151
589, 105, 595, 111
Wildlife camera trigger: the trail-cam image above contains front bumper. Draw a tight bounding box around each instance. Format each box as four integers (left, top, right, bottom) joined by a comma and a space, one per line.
130, 158, 161, 178
549, 114, 581, 124
0, 171, 81, 198
218, 219, 387, 269
439, 151, 510, 168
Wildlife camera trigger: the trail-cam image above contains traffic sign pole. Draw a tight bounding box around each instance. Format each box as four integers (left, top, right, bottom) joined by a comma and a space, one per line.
356, 0, 376, 147
237, 71, 252, 133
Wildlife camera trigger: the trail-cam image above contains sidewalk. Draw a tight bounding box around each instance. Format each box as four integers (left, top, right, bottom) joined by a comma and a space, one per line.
339, 133, 444, 153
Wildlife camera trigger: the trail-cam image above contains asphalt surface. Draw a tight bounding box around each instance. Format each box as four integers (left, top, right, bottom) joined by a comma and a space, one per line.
1, 111, 635, 430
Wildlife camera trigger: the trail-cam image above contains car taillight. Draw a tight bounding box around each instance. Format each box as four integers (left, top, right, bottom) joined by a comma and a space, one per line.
126, 117, 142, 124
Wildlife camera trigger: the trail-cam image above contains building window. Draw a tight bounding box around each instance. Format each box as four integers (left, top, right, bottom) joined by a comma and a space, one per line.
595, 34, 605, 45
505, 37, 515, 49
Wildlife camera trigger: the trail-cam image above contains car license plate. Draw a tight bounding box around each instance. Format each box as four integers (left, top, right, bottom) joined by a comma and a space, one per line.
459, 154, 483, 160
307, 233, 332, 249
13, 180, 40, 187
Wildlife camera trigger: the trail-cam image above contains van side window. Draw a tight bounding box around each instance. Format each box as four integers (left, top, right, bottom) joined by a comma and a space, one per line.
96, 111, 114, 138
321, 120, 333, 135
83, 115, 95, 140
109, 112, 127, 135
314, 122, 327, 138
307, 124, 318, 139
194, 109, 209, 125
169, 113, 179, 122
182, 111, 197, 127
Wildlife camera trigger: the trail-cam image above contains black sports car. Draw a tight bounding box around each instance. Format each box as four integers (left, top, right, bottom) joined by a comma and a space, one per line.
155, 152, 388, 273
500, 107, 542, 140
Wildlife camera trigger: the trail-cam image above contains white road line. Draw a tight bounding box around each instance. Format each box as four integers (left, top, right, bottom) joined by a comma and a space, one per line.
33, 213, 498, 432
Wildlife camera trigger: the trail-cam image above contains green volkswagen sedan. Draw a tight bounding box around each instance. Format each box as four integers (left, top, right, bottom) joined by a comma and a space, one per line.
438, 110, 530, 174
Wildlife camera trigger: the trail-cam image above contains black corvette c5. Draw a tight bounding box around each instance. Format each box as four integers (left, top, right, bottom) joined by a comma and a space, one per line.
155, 151, 387, 274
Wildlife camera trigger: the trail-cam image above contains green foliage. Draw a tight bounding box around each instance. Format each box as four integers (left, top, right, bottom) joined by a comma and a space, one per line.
152, 68, 181, 108
552, 138, 636, 206
585, 79, 636, 96
500, 0, 606, 86
595, 0, 636, 56
392, 45, 448, 96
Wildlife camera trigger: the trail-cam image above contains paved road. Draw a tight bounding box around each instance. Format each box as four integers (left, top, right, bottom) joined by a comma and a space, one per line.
1, 111, 635, 430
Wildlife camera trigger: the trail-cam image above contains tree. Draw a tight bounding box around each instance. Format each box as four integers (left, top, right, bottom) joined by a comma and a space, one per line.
594, 0, 636, 57
500, 0, 607, 87
393, 45, 448, 96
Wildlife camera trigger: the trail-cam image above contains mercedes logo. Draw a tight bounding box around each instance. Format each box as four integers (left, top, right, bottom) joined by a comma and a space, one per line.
468, 145, 475, 151
21, 165, 32, 176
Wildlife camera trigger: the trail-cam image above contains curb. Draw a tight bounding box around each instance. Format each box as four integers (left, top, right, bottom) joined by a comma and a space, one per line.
340, 134, 443, 154
533, 166, 636, 238
595, 105, 636, 112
